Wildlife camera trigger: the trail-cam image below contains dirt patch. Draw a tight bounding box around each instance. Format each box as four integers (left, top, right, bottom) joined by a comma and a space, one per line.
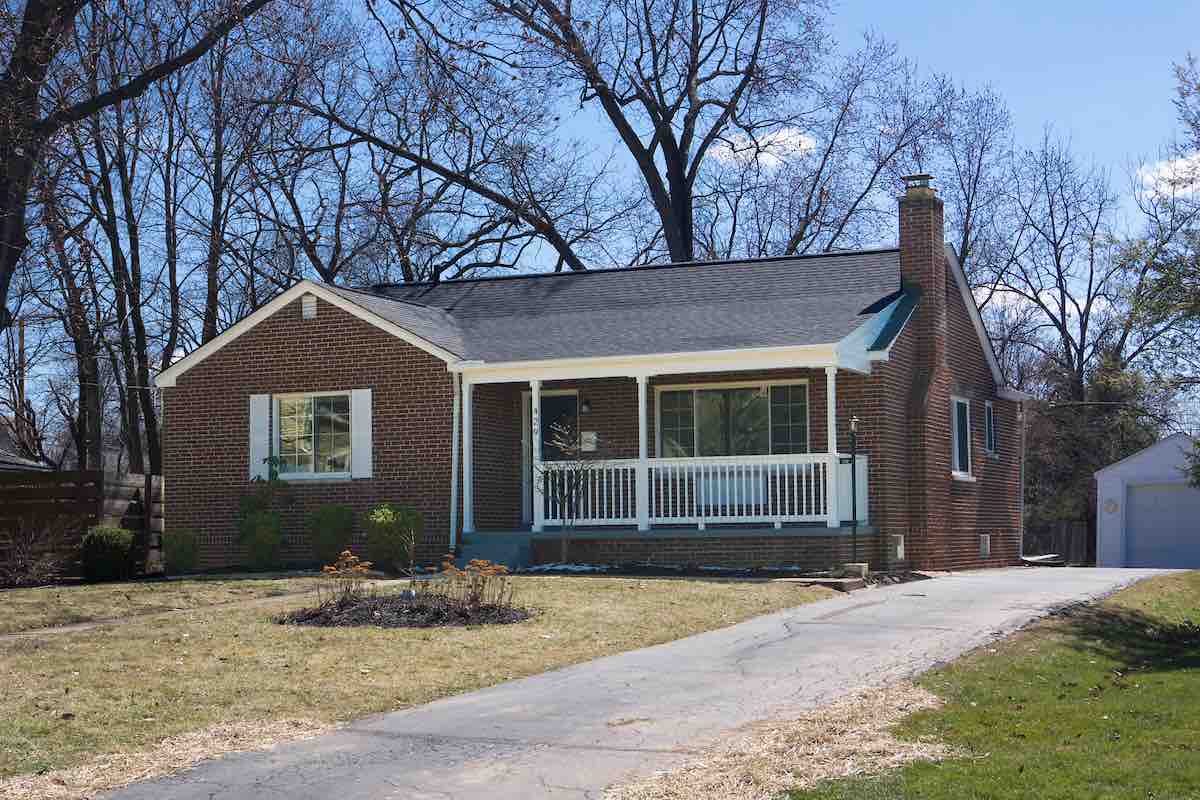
605, 682, 954, 800
274, 591, 532, 628
0, 718, 329, 800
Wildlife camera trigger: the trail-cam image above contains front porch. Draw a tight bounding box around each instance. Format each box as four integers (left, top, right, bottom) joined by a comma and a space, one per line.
455, 359, 874, 543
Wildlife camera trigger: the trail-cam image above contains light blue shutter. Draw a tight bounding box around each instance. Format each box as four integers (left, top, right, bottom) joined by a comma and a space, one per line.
249, 394, 271, 480
351, 389, 373, 479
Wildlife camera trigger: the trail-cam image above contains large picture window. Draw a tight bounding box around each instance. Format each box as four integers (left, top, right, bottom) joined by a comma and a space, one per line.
657, 383, 809, 457
277, 393, 352, 475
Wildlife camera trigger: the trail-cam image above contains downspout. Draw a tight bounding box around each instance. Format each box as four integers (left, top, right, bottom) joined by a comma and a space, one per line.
449, 371, 461, 553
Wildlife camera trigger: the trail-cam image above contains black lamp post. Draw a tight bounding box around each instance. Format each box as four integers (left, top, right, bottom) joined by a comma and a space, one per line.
850, 415, 859, 564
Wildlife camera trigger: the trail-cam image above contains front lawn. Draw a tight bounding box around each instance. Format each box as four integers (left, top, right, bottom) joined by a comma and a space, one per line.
790, 571, 1200, 800
0, 575, 833, 790
0, 575, 327, 635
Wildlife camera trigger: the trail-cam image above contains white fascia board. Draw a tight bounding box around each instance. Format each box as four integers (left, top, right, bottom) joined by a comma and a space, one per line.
944, 244, 1030, 401
836, 295, 906, 371
455, 343, 842, 384
156, 280, 461, 388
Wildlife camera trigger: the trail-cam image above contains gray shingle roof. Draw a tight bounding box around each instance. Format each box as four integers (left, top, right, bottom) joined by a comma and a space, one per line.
341, 248, 903, 363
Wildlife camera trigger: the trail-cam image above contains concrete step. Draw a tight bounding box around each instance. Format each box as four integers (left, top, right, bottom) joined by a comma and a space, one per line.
457, 535, 533, 570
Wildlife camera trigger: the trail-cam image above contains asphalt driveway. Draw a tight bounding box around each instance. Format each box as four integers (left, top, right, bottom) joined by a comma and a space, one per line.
107, 567, 1166, 800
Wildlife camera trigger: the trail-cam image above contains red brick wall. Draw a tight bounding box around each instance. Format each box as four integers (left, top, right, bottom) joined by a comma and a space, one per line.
889, 185, 1023, 571
162, 295, 455, 570
531, 533, 885, 571
472, 383, 523, 530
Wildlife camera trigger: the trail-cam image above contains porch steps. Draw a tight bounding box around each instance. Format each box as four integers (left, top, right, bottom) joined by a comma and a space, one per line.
457, 533, 533, 570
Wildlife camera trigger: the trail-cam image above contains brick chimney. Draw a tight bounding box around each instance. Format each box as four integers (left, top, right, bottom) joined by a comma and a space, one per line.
898, 174, 950, 554
898, 174, 946, 310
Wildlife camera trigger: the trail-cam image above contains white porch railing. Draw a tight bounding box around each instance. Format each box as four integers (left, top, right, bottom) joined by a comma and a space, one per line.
541, 459, 640, 527
650, 454, 832, 525
540, 453, 865, 528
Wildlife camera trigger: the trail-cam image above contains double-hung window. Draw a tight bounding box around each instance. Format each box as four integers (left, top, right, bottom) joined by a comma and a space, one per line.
658, 382, 809, 457
277, 393, 352, 476
951, 396, 971, 477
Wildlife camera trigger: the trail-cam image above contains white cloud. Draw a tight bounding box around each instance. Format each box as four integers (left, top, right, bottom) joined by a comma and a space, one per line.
1137, 153, 1200, 198
711, 127, 816, 171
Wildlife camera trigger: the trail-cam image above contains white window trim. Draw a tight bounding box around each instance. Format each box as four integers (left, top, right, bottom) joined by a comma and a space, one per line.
984, 400, 997, 456
951, 395, 973, 480
653, 379, 810, 458
272, 390, 353, 481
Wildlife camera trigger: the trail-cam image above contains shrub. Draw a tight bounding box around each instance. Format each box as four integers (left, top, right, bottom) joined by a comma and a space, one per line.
318, 550, 375, 606
0, 515, 72, 588
309, 504, 355, 567
162, 529, 199, 574
239, 510, 283, 570
81, 525, 135, 582
362, 503, 422, 575
435, 557, 515, 612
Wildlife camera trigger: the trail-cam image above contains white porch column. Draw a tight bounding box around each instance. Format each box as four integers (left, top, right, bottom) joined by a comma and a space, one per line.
825, 366, 840, 528
462, 378, 475, 534
530, 379, 545, 533
449, 374, 461, 549
635, 374, 650, 531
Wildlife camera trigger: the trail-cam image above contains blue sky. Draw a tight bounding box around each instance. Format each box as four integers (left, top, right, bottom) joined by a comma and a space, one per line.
831, 1, 1199, 201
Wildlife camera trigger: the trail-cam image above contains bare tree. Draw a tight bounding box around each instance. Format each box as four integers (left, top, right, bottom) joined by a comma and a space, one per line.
381, 0, 840, 263
695, 37, 948, 258
929, 85, 1013, 298
0, 0, 275, 331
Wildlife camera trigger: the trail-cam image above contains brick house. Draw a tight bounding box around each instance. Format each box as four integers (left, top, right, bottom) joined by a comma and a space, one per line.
157, 175, 1029, 572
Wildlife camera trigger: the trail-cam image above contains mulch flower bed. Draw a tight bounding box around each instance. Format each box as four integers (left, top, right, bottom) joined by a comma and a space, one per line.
274, 592, 531, 628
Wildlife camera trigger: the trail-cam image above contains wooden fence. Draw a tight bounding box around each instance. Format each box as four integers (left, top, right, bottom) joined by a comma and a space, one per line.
0, 470, 163, 575
1023, 520, 1094, 565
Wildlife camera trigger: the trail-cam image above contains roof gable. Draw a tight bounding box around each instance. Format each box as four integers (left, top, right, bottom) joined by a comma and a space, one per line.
943, 245, 1031, 402
156, 281, 461, 388
1094, 433, 1195, 478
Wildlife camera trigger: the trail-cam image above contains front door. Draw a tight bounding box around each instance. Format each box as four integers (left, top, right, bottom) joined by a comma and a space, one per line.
522, 392, 579, 525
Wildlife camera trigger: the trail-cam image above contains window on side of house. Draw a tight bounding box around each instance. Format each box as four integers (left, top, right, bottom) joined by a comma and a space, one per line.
951, 396, 971, 477
985, 401, 997, 455
277, 393, 352, 476
657, 382, 808, 458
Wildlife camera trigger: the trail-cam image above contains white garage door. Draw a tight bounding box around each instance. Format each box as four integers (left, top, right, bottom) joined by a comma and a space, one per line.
1126, 483, 1200, 568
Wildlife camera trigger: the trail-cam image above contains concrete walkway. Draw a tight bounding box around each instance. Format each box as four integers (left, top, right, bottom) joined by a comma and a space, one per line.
107, 567, 1166, 800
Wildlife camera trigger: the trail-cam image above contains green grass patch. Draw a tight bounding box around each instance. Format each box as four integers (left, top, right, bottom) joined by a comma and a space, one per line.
791, 571, 1200, 800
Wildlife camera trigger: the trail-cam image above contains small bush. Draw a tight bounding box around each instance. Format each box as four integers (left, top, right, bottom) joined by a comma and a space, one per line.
362, 503, 423, 575
81, 526, 135, 582
0, 515, 72, 588
162, 529, 199, 574
436, 557, 515, 611
309, 504, 355, 566
318, 550, 375, 606
239, 510, 283, 570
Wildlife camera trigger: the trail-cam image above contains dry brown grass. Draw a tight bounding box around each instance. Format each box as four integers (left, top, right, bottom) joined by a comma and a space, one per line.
0, 718, 328, 800
0, 575, 832, 788
0, 575, 327, 635
606, 682, 955, 800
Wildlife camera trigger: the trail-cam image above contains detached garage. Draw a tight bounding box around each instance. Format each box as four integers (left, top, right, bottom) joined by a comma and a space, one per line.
1095, 433, 1200, 568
